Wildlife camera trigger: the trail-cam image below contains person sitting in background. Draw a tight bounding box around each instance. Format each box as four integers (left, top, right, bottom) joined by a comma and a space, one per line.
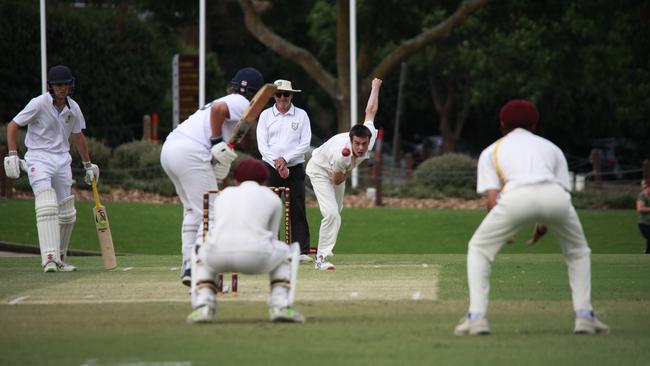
637, 179, 650, 254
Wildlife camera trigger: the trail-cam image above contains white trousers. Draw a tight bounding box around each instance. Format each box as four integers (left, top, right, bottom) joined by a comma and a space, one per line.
467, 182, 592, 315
160, 137, 217, 264
306, 161, 345, 258
195, 240, 291, 308
25, 150, 73, 202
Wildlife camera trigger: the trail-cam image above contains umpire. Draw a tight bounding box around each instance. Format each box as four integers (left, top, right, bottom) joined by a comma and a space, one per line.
256, 79, 312, 262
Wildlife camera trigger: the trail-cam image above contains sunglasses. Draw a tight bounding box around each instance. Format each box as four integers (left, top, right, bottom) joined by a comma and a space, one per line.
275, 91, 292, 98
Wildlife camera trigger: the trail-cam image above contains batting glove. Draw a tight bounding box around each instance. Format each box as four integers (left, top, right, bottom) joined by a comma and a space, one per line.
3, 151, 20, 179
210, 142, 237, 166
212, 162, 231, 180
83, 161, 100, 185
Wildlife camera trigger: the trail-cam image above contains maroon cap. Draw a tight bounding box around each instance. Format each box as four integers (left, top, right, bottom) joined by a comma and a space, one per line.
499, 99, 539, 129
234, 159, 269, 184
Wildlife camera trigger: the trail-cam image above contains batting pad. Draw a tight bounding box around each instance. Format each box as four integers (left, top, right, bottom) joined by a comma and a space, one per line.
35, 188, 60, 266
58, 195, 76, 260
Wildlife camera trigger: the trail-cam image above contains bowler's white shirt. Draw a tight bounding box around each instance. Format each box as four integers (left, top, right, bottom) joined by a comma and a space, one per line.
209, 181, 282, 252
170, 93, 249, 148
309, 121, 377, 172
13, 93, 86, 153
257, 104, 311, 167
477, 128, 571, 194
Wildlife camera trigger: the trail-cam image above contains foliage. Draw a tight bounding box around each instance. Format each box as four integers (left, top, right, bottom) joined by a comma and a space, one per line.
572, 190, 638, 210
405, 153, 478, 198
0, 0, 180, 147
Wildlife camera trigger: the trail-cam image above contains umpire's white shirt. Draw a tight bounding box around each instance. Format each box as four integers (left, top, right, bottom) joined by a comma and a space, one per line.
308, 120, 377, 174
169, 93, 249, 148
13, 93, 86, 153
209, 181, 283, 252
476, 128, 571, 194
257, 104, 311, 167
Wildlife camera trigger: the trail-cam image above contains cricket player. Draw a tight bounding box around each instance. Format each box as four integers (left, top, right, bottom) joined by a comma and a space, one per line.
454, 99, 609, 336
187, 159, 305, 323
161, 67, 264, 286
4, 65, 99, 272
306, 78, 382, 270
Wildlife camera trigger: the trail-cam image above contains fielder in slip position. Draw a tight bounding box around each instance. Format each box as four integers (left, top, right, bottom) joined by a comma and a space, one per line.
160, 67, 264, 286
187, 159, 305, 323
3, 65, 99, 272
454, 99, 609, 336
306, 78, 382, 270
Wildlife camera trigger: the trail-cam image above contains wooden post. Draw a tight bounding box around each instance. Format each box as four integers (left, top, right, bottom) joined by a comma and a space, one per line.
142, 114, 151, 141
404, 152, 414, 178
590, 149, 602, 188
152, 113, 159, 144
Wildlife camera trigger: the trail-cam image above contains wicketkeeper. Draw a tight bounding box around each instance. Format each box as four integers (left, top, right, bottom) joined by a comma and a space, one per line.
3, 65, 99, 272
187, 159, 305, 323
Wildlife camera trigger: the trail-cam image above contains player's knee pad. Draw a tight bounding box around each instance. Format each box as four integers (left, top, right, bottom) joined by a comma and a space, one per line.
36, 188, 59, 220
58, 195, 76, 224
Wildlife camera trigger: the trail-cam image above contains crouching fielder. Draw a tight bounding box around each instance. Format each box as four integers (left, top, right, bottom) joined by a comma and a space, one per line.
454, 100, 608, 336
187, 159, 305, 323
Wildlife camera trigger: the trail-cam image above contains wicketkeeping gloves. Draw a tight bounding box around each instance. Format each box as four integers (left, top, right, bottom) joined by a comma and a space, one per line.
83, 161, 100, 185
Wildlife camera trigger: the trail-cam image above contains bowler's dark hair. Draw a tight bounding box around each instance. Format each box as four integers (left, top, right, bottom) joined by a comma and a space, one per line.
349, 124, 372, 140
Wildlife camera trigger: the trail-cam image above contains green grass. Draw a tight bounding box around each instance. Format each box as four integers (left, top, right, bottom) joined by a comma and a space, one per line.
0, 199, 643, 254
1, 254, 649, 365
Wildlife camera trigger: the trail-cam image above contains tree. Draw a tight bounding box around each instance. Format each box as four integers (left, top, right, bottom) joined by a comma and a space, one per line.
238, 0, 492, 133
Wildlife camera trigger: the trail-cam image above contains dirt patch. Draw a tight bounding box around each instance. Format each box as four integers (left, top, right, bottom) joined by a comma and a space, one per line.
10, 188, 485, 209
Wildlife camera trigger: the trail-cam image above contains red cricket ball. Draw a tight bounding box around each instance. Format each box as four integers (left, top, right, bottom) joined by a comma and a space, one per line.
342, 147, 351, 157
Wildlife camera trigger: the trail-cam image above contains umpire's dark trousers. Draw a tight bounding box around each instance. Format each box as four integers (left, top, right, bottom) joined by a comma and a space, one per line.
265, 162, 311, 254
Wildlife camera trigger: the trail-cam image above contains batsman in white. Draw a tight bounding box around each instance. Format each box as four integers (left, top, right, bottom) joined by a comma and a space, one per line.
306, 78, 382, 270
160, 67, 264, 286
187, 159, 305, 323
3, 65, 99, 272
454, 99, 609, 336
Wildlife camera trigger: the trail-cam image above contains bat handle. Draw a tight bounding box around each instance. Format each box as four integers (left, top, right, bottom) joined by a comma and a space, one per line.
91, 179, 101, 207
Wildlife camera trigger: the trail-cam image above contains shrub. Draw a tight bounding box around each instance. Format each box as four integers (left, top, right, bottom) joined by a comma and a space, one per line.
571, 190, 637, 209
109, 140, 162, 180
413, 153, 477, 190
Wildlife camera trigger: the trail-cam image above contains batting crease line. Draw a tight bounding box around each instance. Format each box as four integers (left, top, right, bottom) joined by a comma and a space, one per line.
8, 296, 29, 305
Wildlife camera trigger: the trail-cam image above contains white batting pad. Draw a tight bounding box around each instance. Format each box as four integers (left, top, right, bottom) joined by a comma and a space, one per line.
58, 195, 76, 260
35, 188, 60, 266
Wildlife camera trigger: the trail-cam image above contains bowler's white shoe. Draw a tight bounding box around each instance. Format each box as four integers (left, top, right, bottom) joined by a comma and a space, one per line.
186, 305, 216, 323
57, 261, 77, 272
454, 316, 490, 336
269, 307, 305, 323
43, 261, 58, 273
574, 317, 609, 334
314, 255, 335, 270
299, 254, 314, 263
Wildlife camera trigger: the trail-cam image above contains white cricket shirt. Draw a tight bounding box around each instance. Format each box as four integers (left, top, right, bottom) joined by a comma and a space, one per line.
13, 93, 86, 153
169, 93, 249, 148
308, 121, 377, 172
257, 104, 311, 167
209, 181, 283, 251
476, 128, 571, 194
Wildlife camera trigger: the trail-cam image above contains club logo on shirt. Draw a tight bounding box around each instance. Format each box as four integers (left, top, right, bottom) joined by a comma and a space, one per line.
65, 115, 72, 124
291, 122, 299, 130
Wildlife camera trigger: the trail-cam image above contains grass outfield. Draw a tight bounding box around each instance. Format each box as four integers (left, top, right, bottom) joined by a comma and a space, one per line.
1, 254, 649, 365
0, 199, 644, 254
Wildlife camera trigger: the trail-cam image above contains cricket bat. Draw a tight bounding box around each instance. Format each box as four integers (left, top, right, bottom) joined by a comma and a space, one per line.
91, 179, 117, 269
227, 83, 278, 147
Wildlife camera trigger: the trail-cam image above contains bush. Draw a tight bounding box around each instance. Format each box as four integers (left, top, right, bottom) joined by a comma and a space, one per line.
571, 190, 638, 209
110, 140, 162, 179
390, 153, 479, 199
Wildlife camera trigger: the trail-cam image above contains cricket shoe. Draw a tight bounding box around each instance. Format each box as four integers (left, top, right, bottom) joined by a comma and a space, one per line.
269, 307, 306, 323
186, 305, 216, 323
43, 261, 59, 273
180, 261, 191, 287
57, 261, 77, 272
314, 255, 335, 270
574, 316, 609, 335
454, 316, 490, 336
299, 254, 314, 263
